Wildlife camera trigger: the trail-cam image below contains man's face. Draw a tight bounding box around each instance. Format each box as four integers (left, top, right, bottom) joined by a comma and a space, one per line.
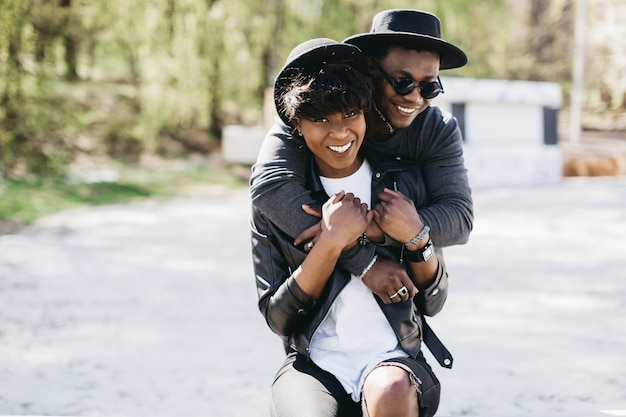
372, 46, 441, 129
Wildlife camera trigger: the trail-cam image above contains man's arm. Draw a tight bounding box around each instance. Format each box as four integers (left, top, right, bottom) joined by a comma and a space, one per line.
249, 119, 318, 238
362, 108, 473, 247
249, 118, 375, 275
412, 109, 474, 247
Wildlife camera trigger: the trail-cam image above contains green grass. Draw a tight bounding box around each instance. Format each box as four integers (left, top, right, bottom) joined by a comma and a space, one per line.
0, 158, 249, 228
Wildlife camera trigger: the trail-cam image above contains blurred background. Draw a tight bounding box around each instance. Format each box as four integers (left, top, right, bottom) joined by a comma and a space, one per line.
1, 2, 626, 416
0, 0, 625, 230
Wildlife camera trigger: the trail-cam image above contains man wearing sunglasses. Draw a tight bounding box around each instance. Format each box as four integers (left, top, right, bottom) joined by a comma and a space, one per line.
250, 9, 473, 305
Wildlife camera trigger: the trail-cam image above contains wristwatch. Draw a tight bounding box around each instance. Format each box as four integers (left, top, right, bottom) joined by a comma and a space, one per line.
405, 239, 434, 263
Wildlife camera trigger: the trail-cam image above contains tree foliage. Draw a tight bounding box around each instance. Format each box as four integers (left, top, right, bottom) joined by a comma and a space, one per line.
0, 0, 624, 179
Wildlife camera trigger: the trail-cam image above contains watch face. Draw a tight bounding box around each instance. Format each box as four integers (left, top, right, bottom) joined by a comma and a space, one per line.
422, 244, 434, 261
406, 241, 434, 262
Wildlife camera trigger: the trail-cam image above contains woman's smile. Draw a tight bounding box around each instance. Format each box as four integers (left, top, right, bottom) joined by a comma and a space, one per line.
328, 141, 353, 154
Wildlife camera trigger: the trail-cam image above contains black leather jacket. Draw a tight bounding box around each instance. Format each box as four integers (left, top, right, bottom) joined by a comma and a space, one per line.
250, 150, 449, 359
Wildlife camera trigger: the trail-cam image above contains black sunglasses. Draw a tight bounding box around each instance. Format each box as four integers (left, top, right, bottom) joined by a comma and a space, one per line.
372, 60, 444, 99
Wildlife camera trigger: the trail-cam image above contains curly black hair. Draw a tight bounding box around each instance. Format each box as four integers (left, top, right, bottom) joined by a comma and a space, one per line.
277, 63, 373, 129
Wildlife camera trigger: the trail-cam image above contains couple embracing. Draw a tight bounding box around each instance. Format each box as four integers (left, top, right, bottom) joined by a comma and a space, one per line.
250, 9, 472, 417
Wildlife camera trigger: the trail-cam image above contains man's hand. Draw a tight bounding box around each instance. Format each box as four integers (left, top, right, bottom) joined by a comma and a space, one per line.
361, 257, 418, 304
294, 204, 322, 248
373, 188, 424, 244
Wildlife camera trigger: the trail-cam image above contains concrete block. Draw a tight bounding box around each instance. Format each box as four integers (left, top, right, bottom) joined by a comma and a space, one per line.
221, 125, 266, 165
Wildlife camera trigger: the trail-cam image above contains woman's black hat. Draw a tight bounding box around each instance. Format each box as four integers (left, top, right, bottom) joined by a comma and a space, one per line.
273, 38, 368, 125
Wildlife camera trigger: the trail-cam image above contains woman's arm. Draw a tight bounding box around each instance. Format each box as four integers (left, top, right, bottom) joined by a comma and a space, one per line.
251, 191, 371, 336
251, 209, 316, 337
292, 192, 372, 298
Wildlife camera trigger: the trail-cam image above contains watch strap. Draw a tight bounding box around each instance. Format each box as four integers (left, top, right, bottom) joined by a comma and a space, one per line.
405, 239, 434, 262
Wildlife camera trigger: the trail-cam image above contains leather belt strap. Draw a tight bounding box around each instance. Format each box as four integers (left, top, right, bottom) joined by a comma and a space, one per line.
422, 318, 453, 369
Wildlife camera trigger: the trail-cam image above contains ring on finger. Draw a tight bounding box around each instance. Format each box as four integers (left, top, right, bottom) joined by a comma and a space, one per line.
307, 241, 314, 250
397, 286, 408, 297
389, 292, 400, 299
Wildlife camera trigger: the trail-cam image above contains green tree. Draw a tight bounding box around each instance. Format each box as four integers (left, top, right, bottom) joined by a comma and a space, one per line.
1, 0, 624, 180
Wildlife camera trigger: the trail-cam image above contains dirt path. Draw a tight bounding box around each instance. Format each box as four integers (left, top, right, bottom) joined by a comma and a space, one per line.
1, 178, 625, 416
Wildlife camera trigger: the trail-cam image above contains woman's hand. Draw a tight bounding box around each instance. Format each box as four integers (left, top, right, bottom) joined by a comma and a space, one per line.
319, 190, 373, 251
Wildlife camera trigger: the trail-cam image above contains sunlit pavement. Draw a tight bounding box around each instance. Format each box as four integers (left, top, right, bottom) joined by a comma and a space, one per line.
1, 178, 625, 416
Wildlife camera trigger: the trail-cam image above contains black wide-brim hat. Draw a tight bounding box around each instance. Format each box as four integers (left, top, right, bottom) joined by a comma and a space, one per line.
343, 9, 468, 70
273, 38, 368, 125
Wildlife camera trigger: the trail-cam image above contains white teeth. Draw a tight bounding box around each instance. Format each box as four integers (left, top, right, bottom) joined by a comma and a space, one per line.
397, 105, 416, 114
329, 142, 352, 153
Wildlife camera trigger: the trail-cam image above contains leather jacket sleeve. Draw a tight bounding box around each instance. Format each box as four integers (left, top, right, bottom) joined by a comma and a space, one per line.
414, 257, 448, 317
250, 209, 317, 337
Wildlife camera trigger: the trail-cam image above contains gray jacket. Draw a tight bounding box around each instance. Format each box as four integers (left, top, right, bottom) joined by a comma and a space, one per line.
249, 105, 473, 276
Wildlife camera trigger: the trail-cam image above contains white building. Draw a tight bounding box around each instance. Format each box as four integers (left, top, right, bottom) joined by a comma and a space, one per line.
435, 76, 563, 188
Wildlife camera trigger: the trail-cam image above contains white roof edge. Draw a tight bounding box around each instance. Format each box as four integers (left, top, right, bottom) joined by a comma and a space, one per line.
437, 76, 563, 107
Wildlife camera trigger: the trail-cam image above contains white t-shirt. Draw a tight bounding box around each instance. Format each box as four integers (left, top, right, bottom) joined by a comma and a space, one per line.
309, 159, 407, 402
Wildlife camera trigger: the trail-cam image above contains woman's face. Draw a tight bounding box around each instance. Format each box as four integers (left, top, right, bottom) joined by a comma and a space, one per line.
372, 46, 441, 129
298, 110, 366, 178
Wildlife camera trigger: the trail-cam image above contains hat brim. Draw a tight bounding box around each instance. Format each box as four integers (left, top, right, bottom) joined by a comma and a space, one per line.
274, 42, 368, 91
344, 32, 467, 70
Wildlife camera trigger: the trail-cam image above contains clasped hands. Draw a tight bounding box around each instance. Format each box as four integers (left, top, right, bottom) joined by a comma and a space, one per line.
294, 188, 423, 304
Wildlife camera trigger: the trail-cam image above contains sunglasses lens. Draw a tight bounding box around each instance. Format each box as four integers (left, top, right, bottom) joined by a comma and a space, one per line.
419, 82, 441, 99
394, 79, 415, 96
393, 80, 442, 98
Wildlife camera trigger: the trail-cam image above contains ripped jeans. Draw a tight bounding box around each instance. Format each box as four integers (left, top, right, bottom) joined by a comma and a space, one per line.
269, 351, 441, 417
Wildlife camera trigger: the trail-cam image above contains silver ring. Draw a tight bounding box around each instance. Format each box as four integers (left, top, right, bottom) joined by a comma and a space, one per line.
306, 241, 314, 250
397, 286, 409, 297
389, 292, 400, 299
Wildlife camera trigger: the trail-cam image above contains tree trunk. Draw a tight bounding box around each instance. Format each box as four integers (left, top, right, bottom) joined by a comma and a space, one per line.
59, 0, 79, 80
527, 0, 554, 80
266, 0, 283, 87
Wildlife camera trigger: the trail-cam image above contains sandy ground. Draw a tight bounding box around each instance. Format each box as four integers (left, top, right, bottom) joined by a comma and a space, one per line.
1, 177, 626, 417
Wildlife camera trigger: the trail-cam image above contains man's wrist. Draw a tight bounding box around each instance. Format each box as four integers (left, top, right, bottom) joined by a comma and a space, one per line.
405, 239, 435, 263
404, 225, 430, 250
